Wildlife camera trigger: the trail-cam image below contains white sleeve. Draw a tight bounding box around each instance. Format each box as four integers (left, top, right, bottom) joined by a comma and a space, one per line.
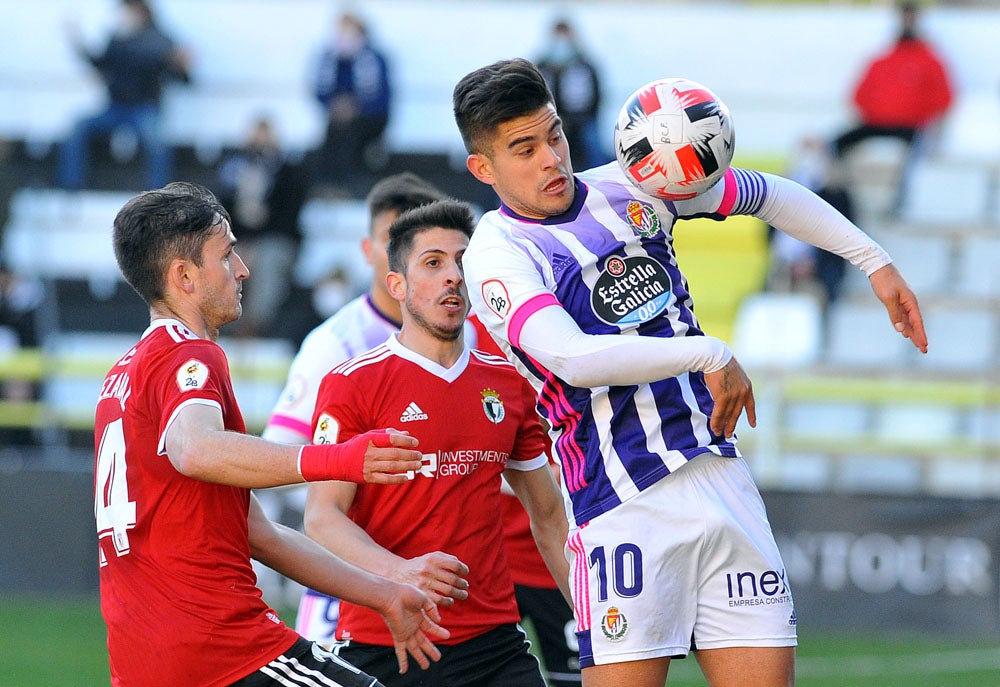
262, 324, 350, 443
464, 215, 732, 388
515, 302, 733, 388
756, 172, 892, 276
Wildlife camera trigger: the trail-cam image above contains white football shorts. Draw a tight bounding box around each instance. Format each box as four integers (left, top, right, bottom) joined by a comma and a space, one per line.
295, 589, 341, 648
566, 453, 797, 667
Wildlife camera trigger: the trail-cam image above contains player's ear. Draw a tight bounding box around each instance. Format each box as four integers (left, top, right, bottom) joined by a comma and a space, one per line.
361, 236, 375, 266
167, 258, 196, 294
466, 153, 495, 186
385, 270, 405, 303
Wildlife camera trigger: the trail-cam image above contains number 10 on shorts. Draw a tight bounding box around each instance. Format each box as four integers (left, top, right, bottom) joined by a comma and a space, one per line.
589, 543, 643, 601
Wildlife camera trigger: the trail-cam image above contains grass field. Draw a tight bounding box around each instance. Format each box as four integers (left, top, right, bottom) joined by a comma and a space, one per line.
4, 594, 999, 686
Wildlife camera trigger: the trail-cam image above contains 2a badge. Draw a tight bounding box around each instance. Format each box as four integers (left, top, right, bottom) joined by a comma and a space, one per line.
176, 359, 209, 392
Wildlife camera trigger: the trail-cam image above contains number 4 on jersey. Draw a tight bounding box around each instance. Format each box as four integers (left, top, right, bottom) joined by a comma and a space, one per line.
95, 418, 137, 562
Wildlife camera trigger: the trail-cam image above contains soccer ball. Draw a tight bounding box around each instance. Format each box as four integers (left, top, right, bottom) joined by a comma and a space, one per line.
614, 77, 735, 200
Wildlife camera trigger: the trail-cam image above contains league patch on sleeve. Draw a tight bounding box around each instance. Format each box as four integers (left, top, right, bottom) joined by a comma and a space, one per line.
313, 413, 339, 445
176, 359, 209, 392
482, 279, 511, 320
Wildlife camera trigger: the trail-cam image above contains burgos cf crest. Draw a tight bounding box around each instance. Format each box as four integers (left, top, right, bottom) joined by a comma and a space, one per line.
481, 388, 505, 424
625, 200, 660, 238
600, 606, 628, 642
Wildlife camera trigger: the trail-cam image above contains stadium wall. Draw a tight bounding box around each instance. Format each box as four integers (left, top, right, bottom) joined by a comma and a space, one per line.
3, 466, 998, 635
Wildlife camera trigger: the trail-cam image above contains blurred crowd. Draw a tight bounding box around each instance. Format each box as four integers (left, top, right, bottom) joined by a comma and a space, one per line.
0, 1, 968, 388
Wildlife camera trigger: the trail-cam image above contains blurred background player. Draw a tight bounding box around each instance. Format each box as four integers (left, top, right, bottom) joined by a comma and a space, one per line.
57, 0, 192, 191
260, 171, 448, 621
306, 198, 570, 687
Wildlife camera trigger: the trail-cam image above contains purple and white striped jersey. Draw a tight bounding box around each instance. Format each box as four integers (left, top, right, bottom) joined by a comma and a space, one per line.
263, 294, 400, 444
464, 162, 770, 526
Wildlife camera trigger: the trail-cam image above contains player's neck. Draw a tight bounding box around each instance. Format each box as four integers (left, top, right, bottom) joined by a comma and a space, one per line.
149, 303, 216, 341
396, 326, 464, 368
368, 287, 402, 326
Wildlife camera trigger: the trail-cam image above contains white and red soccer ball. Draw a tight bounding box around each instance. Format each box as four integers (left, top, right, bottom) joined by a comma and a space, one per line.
614, 77, 735, 200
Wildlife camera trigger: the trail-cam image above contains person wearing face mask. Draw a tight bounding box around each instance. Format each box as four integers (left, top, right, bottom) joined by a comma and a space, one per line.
213, 116, 309, 338
536, 19, 608, 171
830, 1, 953, 216
57, 0, 192, 191
311, 11, 392, 195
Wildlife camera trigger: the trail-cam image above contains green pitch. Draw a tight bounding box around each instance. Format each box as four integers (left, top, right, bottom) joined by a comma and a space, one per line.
2, 594, 997, 686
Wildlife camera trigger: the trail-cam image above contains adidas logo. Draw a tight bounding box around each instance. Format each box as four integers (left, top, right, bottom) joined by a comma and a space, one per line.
400, 401, 428, 423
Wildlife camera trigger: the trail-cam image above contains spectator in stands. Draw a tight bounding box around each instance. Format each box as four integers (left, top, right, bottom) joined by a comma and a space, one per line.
0, 261, 42, 350
830, 1, 953, 215
536, 19, 609, 171
57, 0, 192, 191
0, 261, 43, 446
214, 116, 308, 338
311, 11, 391, 195
768, 136, 855, 307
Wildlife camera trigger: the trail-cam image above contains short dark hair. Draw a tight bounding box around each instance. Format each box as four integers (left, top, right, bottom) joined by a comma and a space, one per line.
365, 173, 448, 234
387, 199, 475, 274
113, 182, 232, 305
453, 58, 555, 156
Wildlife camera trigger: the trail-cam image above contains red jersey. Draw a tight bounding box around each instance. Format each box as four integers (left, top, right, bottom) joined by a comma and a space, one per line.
470, 313, 559, 590
93, 320, 298, 687
312, 335, 548, 645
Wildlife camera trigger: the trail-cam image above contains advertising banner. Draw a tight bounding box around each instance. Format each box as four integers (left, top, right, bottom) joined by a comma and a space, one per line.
765, 491, 1000, 635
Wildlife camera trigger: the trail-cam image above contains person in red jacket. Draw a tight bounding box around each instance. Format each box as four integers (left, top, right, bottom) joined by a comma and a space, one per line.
831, 1, 952, 221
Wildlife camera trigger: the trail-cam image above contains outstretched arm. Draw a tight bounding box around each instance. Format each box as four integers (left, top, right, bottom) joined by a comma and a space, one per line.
164, 403, 423, 487
754, 172, 927, 353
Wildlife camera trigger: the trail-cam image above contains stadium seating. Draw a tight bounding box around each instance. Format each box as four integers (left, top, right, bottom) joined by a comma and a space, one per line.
1, 2, 998, 494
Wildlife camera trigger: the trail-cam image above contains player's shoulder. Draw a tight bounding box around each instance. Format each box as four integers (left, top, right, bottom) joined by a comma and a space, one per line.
302, 296, 372, 343
468, 349, 536, 401
329, 341, 394, 378
578, 160, 627, 186
469, 349, 523, 384
469, 348, 513, 369
295, 296, 382, 357
132, 321, 227, 383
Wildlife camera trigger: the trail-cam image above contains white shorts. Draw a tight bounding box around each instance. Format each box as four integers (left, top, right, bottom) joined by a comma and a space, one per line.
566, 454, 796, 667
295, 589, 341, 647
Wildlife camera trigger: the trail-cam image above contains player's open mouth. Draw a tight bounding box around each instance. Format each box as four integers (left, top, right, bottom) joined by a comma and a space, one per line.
542, 176, 567, 194
440, 294, 465, 312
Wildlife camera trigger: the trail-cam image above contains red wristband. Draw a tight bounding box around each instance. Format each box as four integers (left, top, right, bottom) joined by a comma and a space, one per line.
298, 429, 393, 483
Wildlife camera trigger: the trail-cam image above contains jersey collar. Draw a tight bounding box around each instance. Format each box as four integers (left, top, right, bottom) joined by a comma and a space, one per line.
498, 177, 589, 225
386, 334, 469, 383
144, 318, 198, 340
